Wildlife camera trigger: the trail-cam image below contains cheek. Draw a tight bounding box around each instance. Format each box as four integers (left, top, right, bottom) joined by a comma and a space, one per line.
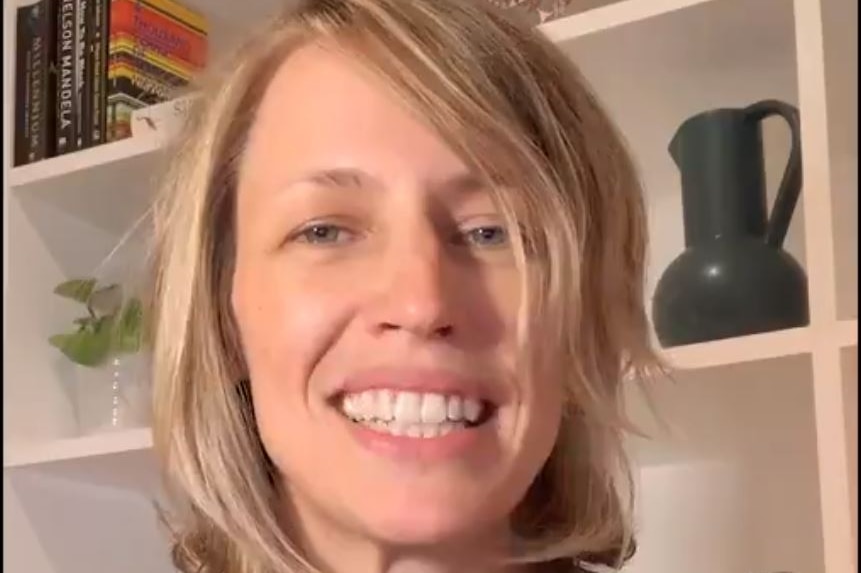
231, 261, 367, 496
231, 263, 353, 424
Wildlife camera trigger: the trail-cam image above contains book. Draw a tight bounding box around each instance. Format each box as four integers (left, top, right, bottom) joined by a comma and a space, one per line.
106, 0, 207, 142
75, 0, 91, 149
89, 0, 109, 146
56, 0, 77, 154
129, 92, 197, 140
14, 0, 57, 166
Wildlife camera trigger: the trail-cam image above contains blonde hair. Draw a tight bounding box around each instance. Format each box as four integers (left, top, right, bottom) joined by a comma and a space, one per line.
149, 1, 661, 571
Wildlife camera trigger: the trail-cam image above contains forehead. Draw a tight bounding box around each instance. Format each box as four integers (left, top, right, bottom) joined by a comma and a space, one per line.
240, 41, 470, 190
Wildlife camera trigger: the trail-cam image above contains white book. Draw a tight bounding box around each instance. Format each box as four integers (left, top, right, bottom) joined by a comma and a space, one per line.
130, 94, 200, 141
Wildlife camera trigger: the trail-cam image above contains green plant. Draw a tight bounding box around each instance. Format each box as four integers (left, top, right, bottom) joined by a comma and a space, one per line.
48, 278, 146, 367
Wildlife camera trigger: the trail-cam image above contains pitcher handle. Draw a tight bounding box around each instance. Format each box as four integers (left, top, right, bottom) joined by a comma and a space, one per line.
744, 99, 803, 248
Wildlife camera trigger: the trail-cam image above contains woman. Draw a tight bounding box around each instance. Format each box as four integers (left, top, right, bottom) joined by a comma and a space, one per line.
149, 0, 659, 572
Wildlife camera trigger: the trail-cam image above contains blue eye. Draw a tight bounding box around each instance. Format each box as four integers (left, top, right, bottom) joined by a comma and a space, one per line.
295, 224, 353, 245
463, 225, 509, 247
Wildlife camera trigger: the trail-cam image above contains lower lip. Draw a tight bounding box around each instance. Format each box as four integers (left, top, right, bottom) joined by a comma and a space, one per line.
343, 417, 490, 462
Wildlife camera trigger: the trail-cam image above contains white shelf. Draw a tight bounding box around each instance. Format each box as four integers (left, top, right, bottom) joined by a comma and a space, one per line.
9, 136, 164, 236
539, 0, 714, 41
4, 429, 158, 498
9, 135, 161, 189
834, 319, 858, 348
4, 427, 152, 469
662, 319, 856, 368
661, 325, 818, 370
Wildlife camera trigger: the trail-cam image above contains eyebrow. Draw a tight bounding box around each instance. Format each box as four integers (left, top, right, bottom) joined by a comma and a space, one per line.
282, 167, 374, 191
280, 167, 490, 197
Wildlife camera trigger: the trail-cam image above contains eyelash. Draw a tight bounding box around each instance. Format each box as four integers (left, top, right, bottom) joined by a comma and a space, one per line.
288, 221, 510, 249
293, 223, 357, 245
456, 225, 509, 248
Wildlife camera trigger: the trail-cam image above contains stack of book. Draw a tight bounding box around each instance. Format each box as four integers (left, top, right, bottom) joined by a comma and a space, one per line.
14, 0, 208, 167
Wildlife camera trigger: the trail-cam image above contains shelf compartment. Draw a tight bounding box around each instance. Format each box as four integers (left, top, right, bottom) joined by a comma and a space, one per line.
822, 0, 858, 321
6, 468, 173, 573
626, 353, 825, 572
10, 136, 164, 237
554, 0, 807, 343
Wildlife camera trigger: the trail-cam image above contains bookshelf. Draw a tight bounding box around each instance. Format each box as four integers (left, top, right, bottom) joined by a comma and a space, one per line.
4, 0, 857, 572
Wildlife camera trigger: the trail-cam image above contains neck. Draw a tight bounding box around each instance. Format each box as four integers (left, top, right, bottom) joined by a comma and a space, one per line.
279, 490, 533, 573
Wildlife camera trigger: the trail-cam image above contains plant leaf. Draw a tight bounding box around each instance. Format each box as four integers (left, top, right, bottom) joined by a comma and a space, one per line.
54, 278, 96, 303
114, 297, 144, 354
89, 284, 122, 316
49, 318, 114, 367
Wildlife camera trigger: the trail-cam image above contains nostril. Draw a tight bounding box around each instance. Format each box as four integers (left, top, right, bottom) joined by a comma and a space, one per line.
434, 325, 454, 338
377, 322, 453, 338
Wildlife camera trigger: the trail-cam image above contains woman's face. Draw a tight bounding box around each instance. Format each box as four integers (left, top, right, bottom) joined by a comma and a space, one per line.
233, 43, 562, 546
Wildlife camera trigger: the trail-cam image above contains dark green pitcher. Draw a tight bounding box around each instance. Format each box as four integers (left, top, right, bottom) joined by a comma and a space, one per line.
652, 99, 810, 347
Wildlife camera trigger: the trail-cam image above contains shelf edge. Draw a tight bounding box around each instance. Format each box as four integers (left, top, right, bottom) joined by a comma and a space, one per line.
834, 318, 858, 348
9, 136, 163, 190
539, 0, 717, 42
4, 427, 153, 469
661, 326, 812, 370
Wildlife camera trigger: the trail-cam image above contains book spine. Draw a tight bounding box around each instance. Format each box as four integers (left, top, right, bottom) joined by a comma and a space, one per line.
56, 0, 77, 155
15, 0, 59, 165
75, 0, 91, 149
42, 0, 59, 159
14, 3, 36, 166
112, 0, 207, 68
138, 0, 207, 36
89, 0, 108, 146
106, 0, 122, 142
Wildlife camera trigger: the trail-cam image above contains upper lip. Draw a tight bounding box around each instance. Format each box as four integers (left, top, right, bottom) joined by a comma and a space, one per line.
332, 366, 503, 405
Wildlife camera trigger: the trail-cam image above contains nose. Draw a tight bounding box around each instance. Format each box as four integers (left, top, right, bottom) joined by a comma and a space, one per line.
365, 233, 456, 340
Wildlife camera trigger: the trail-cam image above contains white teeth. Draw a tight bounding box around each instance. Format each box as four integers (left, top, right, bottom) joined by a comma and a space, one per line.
420, 393, 448, 424
353, 419, 468, 438
377, 389, 394, 421
464, 398, 482, 423
394, 392, 423, 424
342, 394, 360, 418
340, 389, 488, 428
389, 422, 405, 436
447, 395, 463, 421
358, 391, 375, 420
422, 424, 440, 438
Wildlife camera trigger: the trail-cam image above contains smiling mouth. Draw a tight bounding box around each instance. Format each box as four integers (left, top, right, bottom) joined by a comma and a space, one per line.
334, 389, 495, 439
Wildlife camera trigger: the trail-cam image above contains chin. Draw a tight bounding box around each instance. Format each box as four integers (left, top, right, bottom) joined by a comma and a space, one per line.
349, 476, 515, 548
364, 501, 498, 547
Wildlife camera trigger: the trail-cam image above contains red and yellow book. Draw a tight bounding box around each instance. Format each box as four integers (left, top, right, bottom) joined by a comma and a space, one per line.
106, 0, 207, 141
